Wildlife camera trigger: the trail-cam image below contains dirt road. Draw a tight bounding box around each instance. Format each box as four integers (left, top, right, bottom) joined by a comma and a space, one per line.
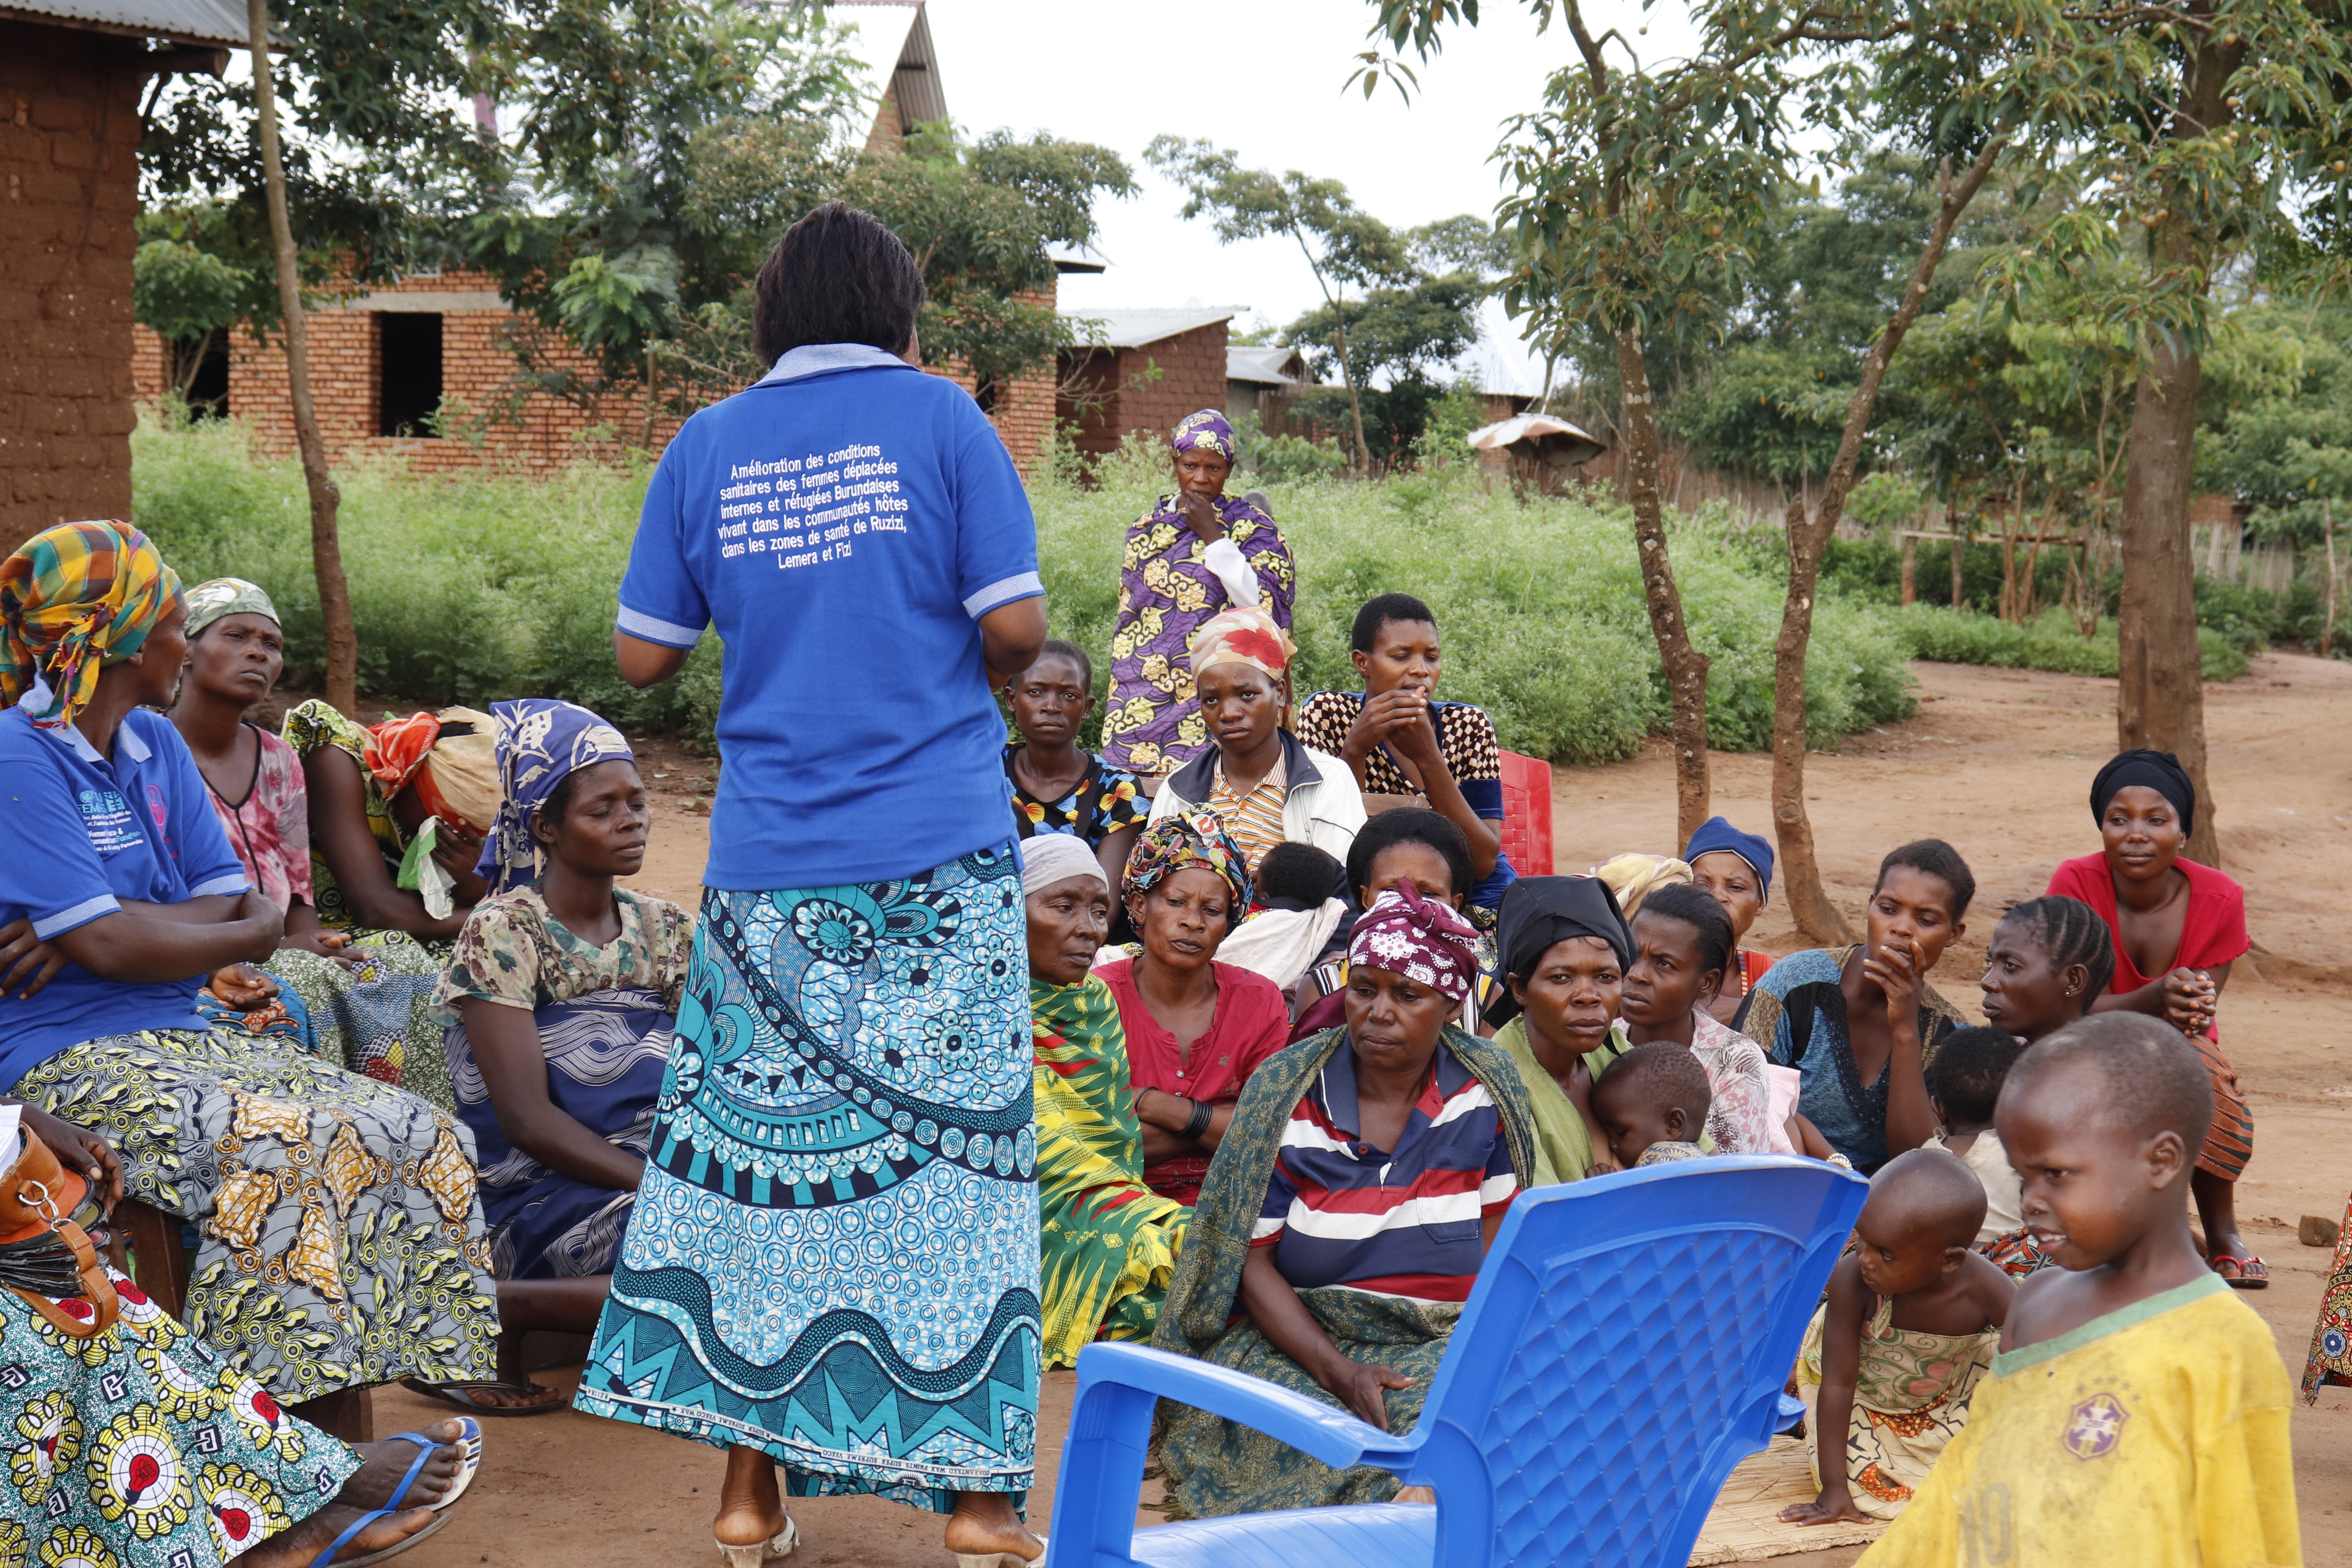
519, 652, 2352, 1567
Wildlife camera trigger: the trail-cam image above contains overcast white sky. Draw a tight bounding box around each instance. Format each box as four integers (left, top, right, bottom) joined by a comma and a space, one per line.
921, 0, 1703, 395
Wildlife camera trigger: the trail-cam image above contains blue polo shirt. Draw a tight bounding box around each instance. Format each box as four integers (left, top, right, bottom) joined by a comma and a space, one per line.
616, 343, 1042, 888
0, 701, 252, 1088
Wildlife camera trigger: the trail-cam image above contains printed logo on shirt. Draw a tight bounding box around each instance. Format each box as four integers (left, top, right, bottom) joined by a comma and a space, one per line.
2062, 1392, 2128, 1459
76, 788, 144, 854
146, 782, 168, 828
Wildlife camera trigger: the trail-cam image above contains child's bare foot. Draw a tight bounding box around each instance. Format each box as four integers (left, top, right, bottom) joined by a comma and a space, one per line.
1780, 1492, 1869, 1526
236, 1504, 438, 1568
944, 1492, 1041, 1567
338, 1419, 469, 1508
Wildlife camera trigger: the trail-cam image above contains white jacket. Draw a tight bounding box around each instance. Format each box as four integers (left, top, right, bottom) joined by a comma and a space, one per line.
1147, 731, 1368, 865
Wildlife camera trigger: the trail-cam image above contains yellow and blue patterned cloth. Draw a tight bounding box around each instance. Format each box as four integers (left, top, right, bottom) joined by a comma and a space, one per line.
0, 519, 181, 729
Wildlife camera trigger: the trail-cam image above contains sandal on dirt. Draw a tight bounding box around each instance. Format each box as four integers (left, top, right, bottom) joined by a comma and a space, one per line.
2210, 1252, 2270, 1290
379, 1417, 484, 1512
399, 1377, 569, 1416
308, 1507, 449, 1568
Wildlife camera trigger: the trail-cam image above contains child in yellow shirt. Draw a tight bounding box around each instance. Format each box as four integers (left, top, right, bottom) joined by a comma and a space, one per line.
1784, 1147, 2013, 1523
1858, 1013, 2299, 1567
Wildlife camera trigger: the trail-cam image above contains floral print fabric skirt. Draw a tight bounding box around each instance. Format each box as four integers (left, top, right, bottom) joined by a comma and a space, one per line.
0, 1265, 360, 1566
17, 1027, 500, 1402
575, 845, 1041, 1513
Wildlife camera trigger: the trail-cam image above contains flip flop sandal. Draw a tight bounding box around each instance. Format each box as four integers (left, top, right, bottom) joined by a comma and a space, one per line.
378, 1417, 484, 1513
2211, 1252, 2270, 1290
399, 1377, 569, 1416
308, 1507, 449, 1568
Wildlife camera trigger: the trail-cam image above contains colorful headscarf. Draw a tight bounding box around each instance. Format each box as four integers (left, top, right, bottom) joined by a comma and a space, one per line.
1682, 815, 1774, 898
361, 706, 501, 834
184, 577, 280, 639
1124, 811, 1252, 922
1589, 851, 1693, 918
2090, 748, 2196, 835
1185, 605, 1295, 681
475, 699, 636, 895
1348, 880, 1482, 1004
1172, 408, 1236, 462
0, 520, 182, 729
1020, 833, 1107, 900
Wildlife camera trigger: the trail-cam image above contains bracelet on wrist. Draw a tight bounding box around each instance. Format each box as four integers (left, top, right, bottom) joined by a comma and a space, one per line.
1180, 1095, 1215, 1142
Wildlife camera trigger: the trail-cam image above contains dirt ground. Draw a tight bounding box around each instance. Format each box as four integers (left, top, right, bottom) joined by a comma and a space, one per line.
428, 651, 2352, 1568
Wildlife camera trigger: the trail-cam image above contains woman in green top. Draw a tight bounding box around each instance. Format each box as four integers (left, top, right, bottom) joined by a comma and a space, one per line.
1486, 875, 1639, 1182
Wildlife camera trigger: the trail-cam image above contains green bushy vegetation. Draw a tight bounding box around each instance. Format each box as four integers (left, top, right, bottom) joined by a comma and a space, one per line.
1891, 606, 2249, 682
136, 412, 2316, 764
1033, 436, 1915, 762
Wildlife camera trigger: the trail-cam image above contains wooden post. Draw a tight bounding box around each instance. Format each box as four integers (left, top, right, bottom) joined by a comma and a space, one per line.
1951, 532, 1965, 609
2324, 496, 2338, 660
1900, 532, 1917, 606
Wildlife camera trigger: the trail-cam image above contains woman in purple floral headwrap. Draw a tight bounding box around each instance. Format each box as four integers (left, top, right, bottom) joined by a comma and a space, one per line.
1101, 410, 1296, 777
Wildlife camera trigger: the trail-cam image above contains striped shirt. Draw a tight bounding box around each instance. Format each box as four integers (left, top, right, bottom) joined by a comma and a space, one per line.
1251, 1038, 1518, 1302
1205, 753, 1288, 875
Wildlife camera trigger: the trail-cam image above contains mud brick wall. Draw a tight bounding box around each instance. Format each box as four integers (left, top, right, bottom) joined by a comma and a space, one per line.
1055, 319, 1229, 459
134, 273, 1056, 477
1, 20, 144, 552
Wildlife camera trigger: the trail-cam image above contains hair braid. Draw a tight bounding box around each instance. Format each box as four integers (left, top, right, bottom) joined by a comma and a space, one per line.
2000, 895, 2116, 1004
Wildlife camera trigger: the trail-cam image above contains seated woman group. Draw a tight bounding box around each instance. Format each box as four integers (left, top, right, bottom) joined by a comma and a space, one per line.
162, 577, 475, 1108
0, 521, 502, 1431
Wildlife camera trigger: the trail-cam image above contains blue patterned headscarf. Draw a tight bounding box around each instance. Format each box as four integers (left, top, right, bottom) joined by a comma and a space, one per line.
1171, 409, 1236, 462
474, 699, 636, 894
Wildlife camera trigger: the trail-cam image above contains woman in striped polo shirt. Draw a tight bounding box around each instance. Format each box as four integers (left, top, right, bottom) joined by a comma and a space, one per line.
1149, 882, 1541, 1519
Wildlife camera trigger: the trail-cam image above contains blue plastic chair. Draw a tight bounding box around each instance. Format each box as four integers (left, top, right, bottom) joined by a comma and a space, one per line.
1046, 1154, 1867, 1568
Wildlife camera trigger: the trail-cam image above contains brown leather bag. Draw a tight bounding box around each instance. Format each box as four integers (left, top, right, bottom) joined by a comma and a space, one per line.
0, 1132, 119, 1338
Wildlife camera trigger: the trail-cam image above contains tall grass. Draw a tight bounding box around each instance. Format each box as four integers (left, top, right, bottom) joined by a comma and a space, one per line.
140, 412, 2262, 764
1033, 436, 1915, 761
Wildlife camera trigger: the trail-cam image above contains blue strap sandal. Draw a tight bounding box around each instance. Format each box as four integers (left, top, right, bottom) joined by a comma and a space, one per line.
378, 1417, 484, 1512
305, 1507, 449, 1568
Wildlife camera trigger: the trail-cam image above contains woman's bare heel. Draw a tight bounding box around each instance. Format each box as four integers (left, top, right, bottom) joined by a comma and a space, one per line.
714, 1513, 797, 1567
944, 1496, 1042, 1568
950, 1549, 1042, 1568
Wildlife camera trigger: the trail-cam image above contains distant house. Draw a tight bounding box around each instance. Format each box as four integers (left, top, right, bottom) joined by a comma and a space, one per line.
127, 0, 1070, 475
2, 0, 237, 549
1055, 306, 1240, 458
1225, 345, 1308, 426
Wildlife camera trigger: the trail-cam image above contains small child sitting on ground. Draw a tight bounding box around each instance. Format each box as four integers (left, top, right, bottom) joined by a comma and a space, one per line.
1855, 1014, 2300, 1565
1785, 1147, 2013, 1526
1924, 1026, 2025, 1244
1590, 1042, 1712, 1168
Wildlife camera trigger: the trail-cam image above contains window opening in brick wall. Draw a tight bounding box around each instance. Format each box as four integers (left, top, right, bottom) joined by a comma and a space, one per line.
377, 312, 444, 437
169, 334, 229, 420
973, 375, 999, 416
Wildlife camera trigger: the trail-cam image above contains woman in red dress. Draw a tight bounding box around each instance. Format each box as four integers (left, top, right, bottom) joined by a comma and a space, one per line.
2045, 749, 2260, 1286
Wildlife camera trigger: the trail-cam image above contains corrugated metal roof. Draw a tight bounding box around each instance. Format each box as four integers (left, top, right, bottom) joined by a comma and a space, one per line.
1060, 305, 1241, 351
831, 1, 944, 130
1227, 346, 1304, 386
1, 0, 245, 45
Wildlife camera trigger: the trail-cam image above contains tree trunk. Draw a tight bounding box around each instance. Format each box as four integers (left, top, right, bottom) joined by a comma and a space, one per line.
249, 0, 357, 713
2116, 323, 2214, 864
2114, 30, 2241, 870
1772, 143, 2004, 945
1951, 532, 1965, 609
2323, 497, 2338, 660
1331, 314, 1373, 474
1612, 328, 1711, 846
1900, 532, 1916, 606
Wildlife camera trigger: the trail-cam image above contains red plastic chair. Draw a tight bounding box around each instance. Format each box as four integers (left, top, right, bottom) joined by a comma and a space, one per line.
1497, 750, 1554, 875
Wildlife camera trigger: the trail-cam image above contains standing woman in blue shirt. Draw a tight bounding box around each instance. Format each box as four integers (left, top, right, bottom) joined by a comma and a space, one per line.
0, 520, 502, 1422
580, 205, 1050, 1568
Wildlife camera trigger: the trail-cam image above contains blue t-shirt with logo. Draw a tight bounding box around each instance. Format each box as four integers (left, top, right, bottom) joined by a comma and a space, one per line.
616, 344, 1043, 889
0, 704, 253, 1087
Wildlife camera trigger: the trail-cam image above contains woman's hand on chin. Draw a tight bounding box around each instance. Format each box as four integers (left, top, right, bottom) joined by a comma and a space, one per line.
1314, 1354, 1416, 1432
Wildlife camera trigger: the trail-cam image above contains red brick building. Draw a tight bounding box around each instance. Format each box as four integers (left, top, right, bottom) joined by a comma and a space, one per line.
1, 0, 237, 550
129, 0, 1074, 475
1055, 307, 1239, 459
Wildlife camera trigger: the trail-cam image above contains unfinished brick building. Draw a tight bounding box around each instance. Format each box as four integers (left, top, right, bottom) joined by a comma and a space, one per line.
128, 0, 1072, 475
1, 0, 236, 550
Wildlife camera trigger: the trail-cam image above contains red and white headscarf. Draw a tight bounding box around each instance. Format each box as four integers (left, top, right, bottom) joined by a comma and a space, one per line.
1348, 880, 1481, 1004
1185, 605, 1295, 681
